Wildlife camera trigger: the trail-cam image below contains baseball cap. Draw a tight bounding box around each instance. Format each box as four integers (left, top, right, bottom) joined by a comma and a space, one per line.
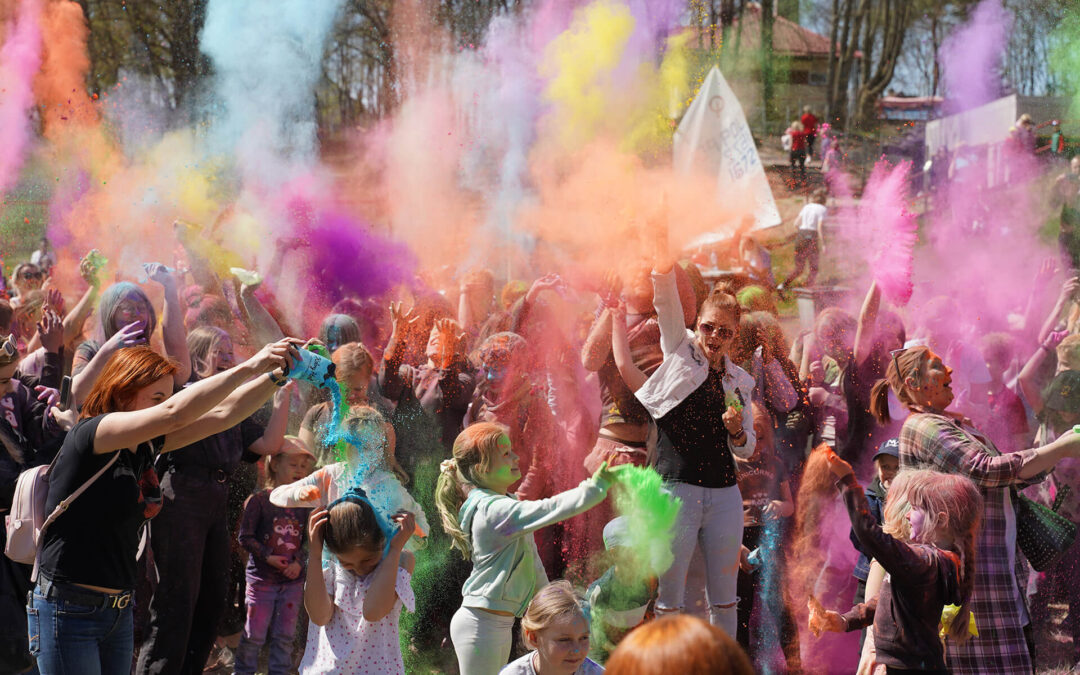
873, 438, 900, 462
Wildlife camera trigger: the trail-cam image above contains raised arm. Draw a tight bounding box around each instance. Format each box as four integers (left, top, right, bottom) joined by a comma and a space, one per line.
245, 383, 293, 456
71, 322, 147, 407
379, 301, 418, 402
581, 309, 614, 372
853, 281, 880, 366
362, 512, 416, 622
1016, 338, 1058, 416
305, 508, 334, 626
908, 415, 1080, 484
237, 280, 286, 345
146, 264, 192, 387
161, 376, 294, 454
92, 338, 297, 454
611, 305, 647, 392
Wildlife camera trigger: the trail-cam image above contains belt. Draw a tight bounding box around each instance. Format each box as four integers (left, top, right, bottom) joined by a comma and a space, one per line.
38, 578, 133, 610
167, 464, 230, 483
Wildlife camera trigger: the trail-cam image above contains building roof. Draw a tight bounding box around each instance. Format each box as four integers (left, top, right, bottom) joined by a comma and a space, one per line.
879, 96, 944, 110
686, 4, 856, 58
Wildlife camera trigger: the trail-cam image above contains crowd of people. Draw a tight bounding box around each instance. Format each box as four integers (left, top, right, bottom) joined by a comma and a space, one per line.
0, 151, 1079, 675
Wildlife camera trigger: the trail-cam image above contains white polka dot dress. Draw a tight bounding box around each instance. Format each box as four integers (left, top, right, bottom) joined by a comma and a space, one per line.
299, 561, 415, 674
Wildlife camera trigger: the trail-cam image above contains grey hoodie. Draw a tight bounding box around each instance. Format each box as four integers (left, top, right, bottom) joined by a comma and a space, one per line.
458, 477, 609, 616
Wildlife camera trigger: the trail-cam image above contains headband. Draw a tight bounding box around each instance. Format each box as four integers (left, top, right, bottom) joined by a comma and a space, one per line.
328, 486, 395, 557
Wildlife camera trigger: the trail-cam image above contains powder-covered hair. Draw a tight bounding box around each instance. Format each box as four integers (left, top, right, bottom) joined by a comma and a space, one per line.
332, 342, 374, 383
320, 314, 361, 354
521, 581, 588, 649
434, 422, 509, 560
883, 468, 982, 643
869, 345, 934, 424
323, 498, 385, 556
98, 282, 157, 341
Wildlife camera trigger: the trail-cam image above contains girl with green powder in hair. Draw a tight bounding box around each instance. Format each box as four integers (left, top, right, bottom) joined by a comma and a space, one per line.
436, 422, 623, 675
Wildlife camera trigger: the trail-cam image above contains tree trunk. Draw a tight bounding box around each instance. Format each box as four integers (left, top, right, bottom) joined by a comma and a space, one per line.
853, 0, 911, 127
825, 0, 840, 122
761, 0, 775, 126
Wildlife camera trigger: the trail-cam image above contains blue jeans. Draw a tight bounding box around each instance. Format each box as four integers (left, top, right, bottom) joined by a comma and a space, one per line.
27, 581, 134, 675
234, 581, 304, 675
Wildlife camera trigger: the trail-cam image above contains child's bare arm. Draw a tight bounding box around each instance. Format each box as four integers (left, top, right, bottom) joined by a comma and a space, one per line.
304, 508, 334, 626
362, 512, 415, 623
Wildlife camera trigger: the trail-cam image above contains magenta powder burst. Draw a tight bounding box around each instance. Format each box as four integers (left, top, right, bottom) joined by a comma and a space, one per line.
297, 210, 418, 304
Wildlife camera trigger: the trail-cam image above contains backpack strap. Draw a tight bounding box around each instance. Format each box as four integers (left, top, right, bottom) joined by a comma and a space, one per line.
39, 451, 121, 534
31, 451, 120, 583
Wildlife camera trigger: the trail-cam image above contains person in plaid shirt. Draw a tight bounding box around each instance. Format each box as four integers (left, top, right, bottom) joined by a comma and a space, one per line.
868, 345, 1080, 674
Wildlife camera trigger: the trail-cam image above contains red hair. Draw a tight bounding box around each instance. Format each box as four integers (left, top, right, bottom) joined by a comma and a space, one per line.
604, 615, 753, 675
80, 346, 179, 419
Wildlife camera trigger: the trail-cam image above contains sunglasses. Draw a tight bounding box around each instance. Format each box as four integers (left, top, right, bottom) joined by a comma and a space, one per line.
0, 335, 15, 358
698, 323, 735, 340
20, 271, 42, 280
890, 348, 906, 375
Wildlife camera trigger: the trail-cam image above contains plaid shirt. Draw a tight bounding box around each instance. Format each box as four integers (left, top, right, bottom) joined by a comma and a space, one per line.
899, 412, 1041, 675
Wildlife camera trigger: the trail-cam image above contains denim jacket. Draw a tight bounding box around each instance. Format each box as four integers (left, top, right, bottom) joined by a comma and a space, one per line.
635, 268, 756, 459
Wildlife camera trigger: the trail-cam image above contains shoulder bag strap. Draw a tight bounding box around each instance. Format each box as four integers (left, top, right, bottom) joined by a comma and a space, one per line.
39, 451, 121, 534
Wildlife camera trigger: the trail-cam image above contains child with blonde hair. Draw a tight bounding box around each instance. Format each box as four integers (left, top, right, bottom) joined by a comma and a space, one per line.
270, 406, 429, 541
810, 459, 983, 673
501, 581, 602, 674
235, 440, 315, 675
436, 422, 622, 675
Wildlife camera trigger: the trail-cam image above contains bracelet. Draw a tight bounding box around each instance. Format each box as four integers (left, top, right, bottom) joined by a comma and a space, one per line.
730, 429, 747, 442
267, 371, 288, 387
1040, 343, 1054, 352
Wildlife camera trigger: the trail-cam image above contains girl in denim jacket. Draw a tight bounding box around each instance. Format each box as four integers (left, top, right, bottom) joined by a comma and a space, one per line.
435, 423, 621, 675
633, 231, 756, 637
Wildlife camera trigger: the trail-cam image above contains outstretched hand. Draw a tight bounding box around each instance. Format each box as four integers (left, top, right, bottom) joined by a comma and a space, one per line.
807, 596, 846, 637
389, 301, 420, 336
593, 461, 631, 487
822, 446, 854, 479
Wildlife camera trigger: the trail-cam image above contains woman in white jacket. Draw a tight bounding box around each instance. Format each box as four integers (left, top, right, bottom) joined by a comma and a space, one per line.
634, 228, 756, 638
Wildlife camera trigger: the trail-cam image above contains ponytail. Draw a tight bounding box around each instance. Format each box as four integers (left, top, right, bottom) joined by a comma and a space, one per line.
434, 422, 509, 561
869, 345, 933, 424
435, 460, 471, 559
869, 379, 893, 425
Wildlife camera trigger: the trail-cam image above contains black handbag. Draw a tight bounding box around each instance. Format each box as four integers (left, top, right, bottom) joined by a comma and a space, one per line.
1015, 485, 1077, 572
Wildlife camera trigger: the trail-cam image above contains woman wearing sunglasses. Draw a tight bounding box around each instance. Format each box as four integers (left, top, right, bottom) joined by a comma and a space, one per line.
9, 263, 44, 309
633, 219, 756, 637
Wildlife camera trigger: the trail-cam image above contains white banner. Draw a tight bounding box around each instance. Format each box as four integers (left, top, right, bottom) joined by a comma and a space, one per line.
674, 66, 781, 247
924, 94, 1017, 158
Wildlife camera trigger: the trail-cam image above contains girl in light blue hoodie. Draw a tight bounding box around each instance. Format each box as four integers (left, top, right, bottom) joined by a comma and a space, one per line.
436, 422, 621, 675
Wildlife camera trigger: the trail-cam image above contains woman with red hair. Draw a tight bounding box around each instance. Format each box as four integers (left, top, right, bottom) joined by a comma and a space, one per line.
604, 615, 753, 675
28, 338, 298, 675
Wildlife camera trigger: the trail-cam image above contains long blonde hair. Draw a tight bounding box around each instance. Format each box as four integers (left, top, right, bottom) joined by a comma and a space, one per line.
434, 422, 509, 560
521, 581, 588, 649
187, 325, 230, 379
883, 469, 983, 643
